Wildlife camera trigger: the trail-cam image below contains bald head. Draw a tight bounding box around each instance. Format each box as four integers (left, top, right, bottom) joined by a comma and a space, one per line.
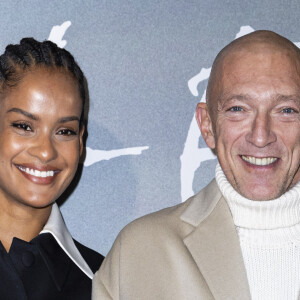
206, 30, 300, 119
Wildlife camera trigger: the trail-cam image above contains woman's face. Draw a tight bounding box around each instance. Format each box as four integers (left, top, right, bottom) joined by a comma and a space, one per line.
0, 68, 84, 209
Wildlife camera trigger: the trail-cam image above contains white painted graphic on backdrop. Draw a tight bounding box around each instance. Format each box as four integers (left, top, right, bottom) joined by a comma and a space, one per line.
84, 146, 149, 167
48, 21, 72, 48
48, 22, 149, 167
181, 25, 300, 202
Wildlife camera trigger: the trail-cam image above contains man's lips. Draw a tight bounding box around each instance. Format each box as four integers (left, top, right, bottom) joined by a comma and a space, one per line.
241, 155, 278, 166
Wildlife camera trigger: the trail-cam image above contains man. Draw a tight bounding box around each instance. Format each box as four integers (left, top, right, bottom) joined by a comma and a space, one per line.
93, 30, 300, 299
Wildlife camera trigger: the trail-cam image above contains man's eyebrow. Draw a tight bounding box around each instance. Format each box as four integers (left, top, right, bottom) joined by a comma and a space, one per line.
276, 94, 300, 104
7, 108, 38, 120
58, 116, 80, 123
218, 94, 252, 104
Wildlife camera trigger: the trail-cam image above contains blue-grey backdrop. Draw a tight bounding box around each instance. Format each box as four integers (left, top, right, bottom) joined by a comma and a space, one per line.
2, 0, 300, 255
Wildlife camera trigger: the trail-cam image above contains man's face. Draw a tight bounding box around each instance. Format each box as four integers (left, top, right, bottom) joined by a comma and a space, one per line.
197, 47, 300, 200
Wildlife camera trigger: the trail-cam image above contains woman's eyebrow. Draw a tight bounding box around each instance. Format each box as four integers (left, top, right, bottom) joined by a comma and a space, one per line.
7, 108, 38, 120
7, 108, 80, 123
57, 116, 80, 123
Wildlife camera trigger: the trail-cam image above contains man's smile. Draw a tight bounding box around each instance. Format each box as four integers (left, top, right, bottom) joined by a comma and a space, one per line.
241, 155, 278, 166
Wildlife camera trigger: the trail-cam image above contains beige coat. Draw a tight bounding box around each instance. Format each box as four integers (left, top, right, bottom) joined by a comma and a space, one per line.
92, 180, 251, 299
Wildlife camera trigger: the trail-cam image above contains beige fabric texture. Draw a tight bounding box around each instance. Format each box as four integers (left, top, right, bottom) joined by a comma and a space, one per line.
92, 180, 251, 299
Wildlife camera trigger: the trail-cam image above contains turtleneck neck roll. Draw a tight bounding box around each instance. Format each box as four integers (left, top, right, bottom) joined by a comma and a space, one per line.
215, 163, 300, 230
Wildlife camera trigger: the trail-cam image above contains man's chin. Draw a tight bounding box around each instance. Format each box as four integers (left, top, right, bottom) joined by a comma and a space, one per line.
236, 184, 284, 201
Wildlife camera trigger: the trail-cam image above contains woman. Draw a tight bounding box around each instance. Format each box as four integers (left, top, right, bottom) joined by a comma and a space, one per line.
0, 38, 103, 299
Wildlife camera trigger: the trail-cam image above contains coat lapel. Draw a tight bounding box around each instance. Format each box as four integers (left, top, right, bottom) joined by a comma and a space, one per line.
181, 180, 251, 300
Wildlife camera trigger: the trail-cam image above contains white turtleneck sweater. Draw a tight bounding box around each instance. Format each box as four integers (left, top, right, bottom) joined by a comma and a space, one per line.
215, 163, 300, 300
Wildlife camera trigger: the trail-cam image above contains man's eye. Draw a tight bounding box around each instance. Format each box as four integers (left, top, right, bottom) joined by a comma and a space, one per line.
11, 123, 32, 131
57, 129, 77, 136
228, 106, 243, 112
282, 107, 296, 114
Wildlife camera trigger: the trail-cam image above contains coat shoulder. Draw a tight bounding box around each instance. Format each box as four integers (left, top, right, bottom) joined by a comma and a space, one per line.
119, 198, 194, 243
118, 179, 221, 244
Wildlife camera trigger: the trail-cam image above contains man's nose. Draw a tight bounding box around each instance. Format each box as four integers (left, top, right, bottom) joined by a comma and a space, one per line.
245, 112, 277, 147
28, 134, 58, 162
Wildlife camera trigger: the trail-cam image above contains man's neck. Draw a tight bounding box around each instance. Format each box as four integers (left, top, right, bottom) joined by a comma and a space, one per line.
215, 163, 300, 230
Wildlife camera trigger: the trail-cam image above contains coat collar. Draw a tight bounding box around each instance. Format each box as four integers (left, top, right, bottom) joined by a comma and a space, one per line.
40, 203, 94, 279
181, 180, 251, 300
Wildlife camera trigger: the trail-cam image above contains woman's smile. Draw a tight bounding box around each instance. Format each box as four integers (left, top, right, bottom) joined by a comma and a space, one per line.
15, 163, 60, 184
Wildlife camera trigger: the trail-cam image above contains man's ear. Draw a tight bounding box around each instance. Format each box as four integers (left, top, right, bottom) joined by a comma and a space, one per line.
195, 102, 216, 149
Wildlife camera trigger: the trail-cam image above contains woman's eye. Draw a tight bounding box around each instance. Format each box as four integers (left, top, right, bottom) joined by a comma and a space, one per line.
57, 129, 77, 136
228, 106, 243, 112
11, 123, 32, 131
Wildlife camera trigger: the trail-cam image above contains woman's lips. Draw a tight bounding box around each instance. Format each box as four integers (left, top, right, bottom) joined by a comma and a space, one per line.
15, 164, 60, 184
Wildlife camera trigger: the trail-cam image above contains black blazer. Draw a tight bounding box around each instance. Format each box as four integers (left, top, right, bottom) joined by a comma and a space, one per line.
0, 233, 104, 300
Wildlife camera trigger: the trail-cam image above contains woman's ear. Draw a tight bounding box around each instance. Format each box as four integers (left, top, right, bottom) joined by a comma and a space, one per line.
195, 102, 216, 149
79, 125, 85, 156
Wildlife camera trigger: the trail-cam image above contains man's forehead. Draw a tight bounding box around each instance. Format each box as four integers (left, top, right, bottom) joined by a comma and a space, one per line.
222, 43, 298, 71
217, 69, 300, 106
207, 31, 300, 113
214, 31, 300, 81
217, 42, 300, 90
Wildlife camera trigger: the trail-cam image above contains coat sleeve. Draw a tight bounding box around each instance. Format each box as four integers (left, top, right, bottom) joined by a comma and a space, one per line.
92, 235, 121, 300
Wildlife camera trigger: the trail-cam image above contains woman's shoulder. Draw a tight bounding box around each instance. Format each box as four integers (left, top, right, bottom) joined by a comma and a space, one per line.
73, 240, 104, 273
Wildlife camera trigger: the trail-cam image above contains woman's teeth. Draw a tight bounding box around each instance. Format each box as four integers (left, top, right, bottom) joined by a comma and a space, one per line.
17, 166, 54, 177
241, 156, 278, 166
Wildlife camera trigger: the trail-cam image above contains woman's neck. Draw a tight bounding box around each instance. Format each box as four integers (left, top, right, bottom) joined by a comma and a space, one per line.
0, 200, 52, 252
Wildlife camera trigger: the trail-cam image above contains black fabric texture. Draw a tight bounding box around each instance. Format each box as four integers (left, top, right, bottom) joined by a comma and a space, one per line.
0, 233, 104, 300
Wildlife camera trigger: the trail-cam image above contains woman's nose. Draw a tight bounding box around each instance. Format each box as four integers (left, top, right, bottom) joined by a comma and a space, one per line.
27, 134, 58, 162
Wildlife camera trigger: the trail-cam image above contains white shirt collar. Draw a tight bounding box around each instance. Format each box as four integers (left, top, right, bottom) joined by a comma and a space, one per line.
40, 203, 94, 279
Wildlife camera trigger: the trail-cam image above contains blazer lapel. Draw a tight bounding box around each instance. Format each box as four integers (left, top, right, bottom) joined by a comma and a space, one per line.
181, 180, 251, 300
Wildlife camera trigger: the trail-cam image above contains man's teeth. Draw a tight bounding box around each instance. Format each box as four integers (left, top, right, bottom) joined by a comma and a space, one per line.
241, 156, 277, 166
18, 166, 54, 177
